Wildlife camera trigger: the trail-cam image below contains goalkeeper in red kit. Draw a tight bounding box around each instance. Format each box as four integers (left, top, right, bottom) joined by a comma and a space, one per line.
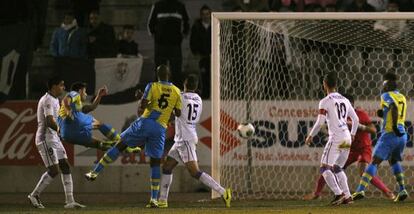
304, 94, 395, 201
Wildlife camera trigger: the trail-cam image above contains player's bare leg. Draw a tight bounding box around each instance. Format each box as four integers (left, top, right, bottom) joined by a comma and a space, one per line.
303, 175, 324, 200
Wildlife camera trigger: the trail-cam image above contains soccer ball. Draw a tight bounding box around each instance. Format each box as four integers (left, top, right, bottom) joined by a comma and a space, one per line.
237, 123, 255, 139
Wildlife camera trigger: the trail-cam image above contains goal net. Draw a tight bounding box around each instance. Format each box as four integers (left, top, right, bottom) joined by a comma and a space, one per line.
211, 13, 414, 200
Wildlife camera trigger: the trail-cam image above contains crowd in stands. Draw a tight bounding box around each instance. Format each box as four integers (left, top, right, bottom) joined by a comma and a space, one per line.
50, 10, 118, 59
47, 0, 412, 100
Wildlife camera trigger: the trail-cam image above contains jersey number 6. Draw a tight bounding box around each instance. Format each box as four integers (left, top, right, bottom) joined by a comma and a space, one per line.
158, 93, 170, 109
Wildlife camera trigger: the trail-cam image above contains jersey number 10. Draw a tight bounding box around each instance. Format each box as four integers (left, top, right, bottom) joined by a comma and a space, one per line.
335, 102, 346, 120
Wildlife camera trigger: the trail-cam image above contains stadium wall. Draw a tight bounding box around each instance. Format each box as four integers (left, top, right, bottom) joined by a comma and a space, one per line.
1, 100, 413, 194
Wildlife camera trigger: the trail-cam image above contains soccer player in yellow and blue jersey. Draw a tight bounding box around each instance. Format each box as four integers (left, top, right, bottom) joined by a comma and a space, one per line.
85, 65, 182, 207
353, 73, 408, 202
58, 83, 131, 151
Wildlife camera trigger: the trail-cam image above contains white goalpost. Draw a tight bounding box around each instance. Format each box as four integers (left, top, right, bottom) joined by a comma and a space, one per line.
212, 12, 414, 199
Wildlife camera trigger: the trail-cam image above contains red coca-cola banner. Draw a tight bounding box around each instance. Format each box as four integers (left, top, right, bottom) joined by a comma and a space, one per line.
0, 101, 73, 165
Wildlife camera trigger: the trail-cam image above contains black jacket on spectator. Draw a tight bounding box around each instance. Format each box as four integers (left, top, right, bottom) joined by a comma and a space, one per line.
190, 18, 211, 99
118, 40, 139, 56
88, 22, 116, 58
148, 0, 190, 45
190, 19, 211, 56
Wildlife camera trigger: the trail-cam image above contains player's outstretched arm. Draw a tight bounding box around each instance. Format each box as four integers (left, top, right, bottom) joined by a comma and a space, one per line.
83, 86, 108, 113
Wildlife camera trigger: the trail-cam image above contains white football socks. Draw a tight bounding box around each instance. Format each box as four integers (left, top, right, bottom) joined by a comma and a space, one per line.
199, 172, 225, 195
61, 174, 75, 204
335, 171, 351, 198
322, 170, 342, 195
31, 172, 54, 196
159, 173, 173, 201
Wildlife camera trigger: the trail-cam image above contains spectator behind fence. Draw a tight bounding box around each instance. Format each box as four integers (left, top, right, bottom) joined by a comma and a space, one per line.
117, 25, 139, 57
50, 12, 87, 58
190, 5, 211, 99
148, 0, 190, 88
88, 10, 117, 58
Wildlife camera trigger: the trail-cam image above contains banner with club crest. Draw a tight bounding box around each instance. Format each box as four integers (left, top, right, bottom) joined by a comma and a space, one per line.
94, 56, 143, 96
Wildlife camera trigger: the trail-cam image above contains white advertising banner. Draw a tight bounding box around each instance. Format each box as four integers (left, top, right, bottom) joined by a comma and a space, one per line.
73, 100, 414, 166
222, 100, 414, 166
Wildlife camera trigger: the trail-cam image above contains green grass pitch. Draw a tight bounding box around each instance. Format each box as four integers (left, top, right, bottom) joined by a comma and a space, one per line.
0, 193, 413, 214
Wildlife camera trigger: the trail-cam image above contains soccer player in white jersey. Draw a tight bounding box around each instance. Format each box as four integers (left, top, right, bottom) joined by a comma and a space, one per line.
305, 72, 359, 205
28, 77, 85, 209
158, 75, 232, 208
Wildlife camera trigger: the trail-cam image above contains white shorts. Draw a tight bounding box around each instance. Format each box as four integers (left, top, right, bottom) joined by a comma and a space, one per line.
168, 140, 198, 163
321, 138, 351, 168
37, 140, 67, 167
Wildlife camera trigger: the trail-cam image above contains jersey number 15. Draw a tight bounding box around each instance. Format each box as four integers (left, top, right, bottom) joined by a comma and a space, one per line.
187, 104, 199, 121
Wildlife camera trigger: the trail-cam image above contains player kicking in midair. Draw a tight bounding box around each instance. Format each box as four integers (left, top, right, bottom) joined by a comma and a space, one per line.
58, 82, 139, 153
86, 65, 182, 208
305, 72, 359, 205
304, 94, 395, 201
157, 75, 232, 208
28, 77, 85, 209
352, 73, 409, 202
